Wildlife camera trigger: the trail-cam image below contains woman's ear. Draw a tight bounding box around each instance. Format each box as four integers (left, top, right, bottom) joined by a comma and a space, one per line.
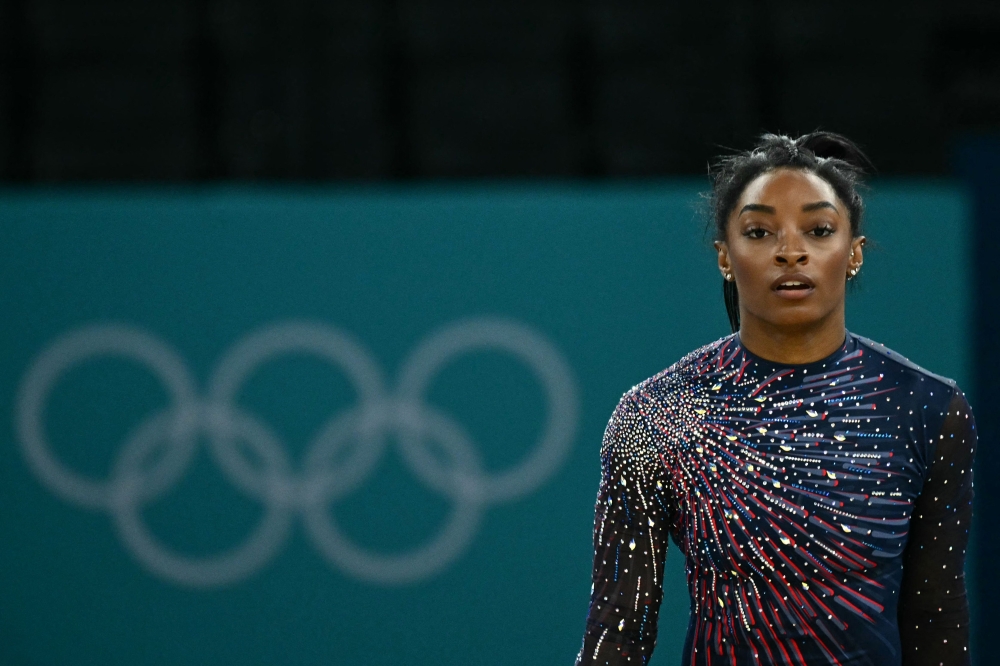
849, 236, 866, 273
715, 240, 732, 279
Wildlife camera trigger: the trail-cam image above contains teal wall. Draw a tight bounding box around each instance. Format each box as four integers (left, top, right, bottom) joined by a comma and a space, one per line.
0, 183, 970, 665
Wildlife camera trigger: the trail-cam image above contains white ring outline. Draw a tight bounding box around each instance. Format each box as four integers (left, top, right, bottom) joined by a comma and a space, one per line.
398, 318, 578, 503
206, 322, 387, 504
16, 325, 198, 509
109, 406, 295, 587
304, 403, 486, 584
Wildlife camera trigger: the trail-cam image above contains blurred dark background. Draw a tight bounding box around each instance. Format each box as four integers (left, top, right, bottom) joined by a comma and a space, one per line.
1, 0, 999, 181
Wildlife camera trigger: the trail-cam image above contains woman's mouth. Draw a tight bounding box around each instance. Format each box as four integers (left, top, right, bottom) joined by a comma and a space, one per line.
773, 280, 813, 299
771, 275, 815, 299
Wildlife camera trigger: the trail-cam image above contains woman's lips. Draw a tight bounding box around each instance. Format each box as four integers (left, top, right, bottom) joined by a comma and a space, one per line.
773, 284, 815, 300
771, 274, 815, 300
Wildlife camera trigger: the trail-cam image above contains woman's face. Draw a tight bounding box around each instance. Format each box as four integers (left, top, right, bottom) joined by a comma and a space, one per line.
715, 168, 865, 332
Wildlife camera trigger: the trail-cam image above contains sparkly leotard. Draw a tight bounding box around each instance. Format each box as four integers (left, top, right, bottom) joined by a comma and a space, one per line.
576, 332, 975, 666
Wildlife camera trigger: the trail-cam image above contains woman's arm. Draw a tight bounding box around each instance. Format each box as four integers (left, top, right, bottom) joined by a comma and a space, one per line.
898, 388, 976, 665
576, 394, 671, 665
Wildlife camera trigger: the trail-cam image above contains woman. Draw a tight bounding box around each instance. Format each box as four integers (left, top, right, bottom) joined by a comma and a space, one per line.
575, 133, 975, 666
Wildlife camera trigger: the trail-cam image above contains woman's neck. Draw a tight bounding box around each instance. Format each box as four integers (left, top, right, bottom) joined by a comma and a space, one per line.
737, 308, 847, 365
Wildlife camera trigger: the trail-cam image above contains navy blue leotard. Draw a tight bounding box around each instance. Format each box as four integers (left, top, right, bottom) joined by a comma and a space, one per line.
576, 332, 975, 666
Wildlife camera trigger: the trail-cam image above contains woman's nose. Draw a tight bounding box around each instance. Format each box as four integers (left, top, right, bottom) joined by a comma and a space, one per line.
775, 236, 808, 264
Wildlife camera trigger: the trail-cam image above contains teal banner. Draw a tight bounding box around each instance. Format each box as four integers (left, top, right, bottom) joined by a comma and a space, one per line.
0, 184, 970, 665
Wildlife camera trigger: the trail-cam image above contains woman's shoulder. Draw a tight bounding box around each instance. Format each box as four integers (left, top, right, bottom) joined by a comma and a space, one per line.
851, 333, 961, 397
618, 334, 736, 405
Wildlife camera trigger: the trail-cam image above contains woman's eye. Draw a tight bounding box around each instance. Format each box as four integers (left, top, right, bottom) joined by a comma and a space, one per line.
812, 226, 835, 237
744, 227, 767, 239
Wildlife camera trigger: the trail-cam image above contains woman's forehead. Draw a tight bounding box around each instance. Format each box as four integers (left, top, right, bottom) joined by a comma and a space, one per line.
738, 168, 841, 209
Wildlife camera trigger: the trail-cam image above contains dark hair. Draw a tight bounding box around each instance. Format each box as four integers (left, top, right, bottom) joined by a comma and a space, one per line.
709, 131, 873, 333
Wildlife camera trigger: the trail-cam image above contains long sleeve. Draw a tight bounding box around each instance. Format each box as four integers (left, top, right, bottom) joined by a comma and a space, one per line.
898, 388, 977, 665
576, 394, 672, 666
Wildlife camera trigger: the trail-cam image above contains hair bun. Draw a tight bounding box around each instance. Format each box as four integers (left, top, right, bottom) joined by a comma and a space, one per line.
795, 131, 874, 173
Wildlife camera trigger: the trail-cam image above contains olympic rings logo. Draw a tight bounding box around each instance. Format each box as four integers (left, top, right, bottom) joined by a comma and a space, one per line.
15, 319, 578, 587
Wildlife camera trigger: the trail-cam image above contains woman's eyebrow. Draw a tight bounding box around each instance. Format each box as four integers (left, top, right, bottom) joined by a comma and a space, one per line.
802, 201, 837, 212
739, 203, 776, 215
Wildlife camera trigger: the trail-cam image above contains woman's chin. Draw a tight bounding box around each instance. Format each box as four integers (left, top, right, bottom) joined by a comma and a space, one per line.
746, 306, 830, 331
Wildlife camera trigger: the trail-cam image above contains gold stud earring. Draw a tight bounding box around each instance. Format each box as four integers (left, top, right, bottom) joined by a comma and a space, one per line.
724, 272, 734, 282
